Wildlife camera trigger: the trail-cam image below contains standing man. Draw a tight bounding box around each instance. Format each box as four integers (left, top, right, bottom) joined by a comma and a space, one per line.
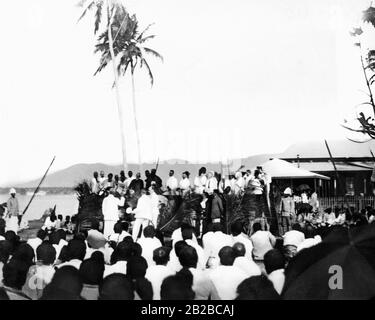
132, 189, 152, 241
194, 167, 207, 194
91, 171, 100, 194
7, 188, 20, 231
179, 171, 191, 195
129, 172, 144, 195
124, 171, 135, 190
211, 189, 224, 224
166, 170, 178, 194
102, 190, 125, 238
98, 170, 107, 193
205, 171, 218, 195
150, 169, 162, 189
145, 170, 152, 189
279, 187, 295, 234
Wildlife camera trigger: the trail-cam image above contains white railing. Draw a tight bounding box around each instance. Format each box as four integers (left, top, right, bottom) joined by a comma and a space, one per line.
319, 196, 375, 211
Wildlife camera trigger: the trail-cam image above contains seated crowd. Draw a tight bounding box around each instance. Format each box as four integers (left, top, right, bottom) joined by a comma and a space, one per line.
1, 209, 370, 301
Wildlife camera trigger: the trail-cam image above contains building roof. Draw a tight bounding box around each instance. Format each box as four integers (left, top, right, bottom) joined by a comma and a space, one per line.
289, 161, 374, 172
279, 139, 375, 159
259, 158, 330, 180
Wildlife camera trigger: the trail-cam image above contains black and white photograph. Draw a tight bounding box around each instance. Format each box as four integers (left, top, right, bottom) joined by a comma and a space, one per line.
2, 0, 375, 305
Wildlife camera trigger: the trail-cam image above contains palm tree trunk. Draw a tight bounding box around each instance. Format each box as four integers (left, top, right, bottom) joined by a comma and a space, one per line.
131, 71, 143, 174
107, 1, 128, 173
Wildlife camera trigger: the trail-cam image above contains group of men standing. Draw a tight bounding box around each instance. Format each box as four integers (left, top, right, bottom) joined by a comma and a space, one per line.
92, 166, 271, 242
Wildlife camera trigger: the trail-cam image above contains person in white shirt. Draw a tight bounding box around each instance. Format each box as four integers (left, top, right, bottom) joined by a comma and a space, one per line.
98, 170, 107, 191
208, 246, 248, 300
230, 221, 253, 260
166, 170, 178, 194
283, 224, 305, 248
23, 242, 56, 300
84, 229, 113, 264
244, 170, 253, 189
43, 212, 57, 231
178, 245, 220, 300
205, 171, 218, 195
27, 229, 47, 257
171, 223, 198, 248
181, 227, 206, 270
108, 221, 131, 244
264, 249, 286, 295
296, 224, 321, 253
193, 167, 207, 195
301, 191, 308, 204
91, 171, 100, 194
124, 171, 135, 190
137, 226, 162, 268
149, 187, 160, 228
249, 170, 263, 195
50, 230, 68, 262
103, 241, 131, 278
234, 171, 245, 195
131, 189, 153, 241
179, 171, 191, 194
102, 191, 125, 238
202, 223, 233, 263
232, 242, 261, 278
145, 246, 174, 300
167, 240, 187, 273
250, 222, 276, 261
57, 239, 86, 270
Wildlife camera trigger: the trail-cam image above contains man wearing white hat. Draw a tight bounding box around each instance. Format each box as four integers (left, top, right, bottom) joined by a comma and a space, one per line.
279, 187, 295, 234
6, 188, 20, 233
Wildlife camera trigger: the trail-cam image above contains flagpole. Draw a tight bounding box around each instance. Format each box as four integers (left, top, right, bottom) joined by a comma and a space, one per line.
324, 140, 352, 214
21, 156, 56, 217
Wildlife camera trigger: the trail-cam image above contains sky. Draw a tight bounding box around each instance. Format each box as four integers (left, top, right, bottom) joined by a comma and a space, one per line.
1, 0, 375, 186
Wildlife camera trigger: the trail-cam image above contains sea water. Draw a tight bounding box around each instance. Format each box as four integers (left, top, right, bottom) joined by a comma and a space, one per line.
0, 194, 79, 221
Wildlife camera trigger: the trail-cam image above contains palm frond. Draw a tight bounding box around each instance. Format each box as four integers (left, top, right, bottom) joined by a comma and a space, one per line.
137, 23, 155, 41
138, 35, 156, 43
143, 47, 164, 62
363, 7, 375, 28
77, 1, 95, 23
141, 58, 154, 85
94, 2, 103, 34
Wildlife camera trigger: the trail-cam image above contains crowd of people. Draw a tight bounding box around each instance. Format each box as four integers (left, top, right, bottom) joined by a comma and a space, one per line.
90, 166, 272, 240
1, 166, 374, 300
0, 209, 372, 300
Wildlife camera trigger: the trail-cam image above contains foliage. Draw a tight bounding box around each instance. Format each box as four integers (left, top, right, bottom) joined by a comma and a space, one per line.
74, 180, 104, 221
343, 6, 375, 141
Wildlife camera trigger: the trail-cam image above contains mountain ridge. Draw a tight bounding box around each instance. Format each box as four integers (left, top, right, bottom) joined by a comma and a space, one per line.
13, 154, 276, 188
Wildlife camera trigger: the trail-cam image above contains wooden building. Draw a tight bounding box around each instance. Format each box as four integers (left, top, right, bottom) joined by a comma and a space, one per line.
279, 140, 375, 197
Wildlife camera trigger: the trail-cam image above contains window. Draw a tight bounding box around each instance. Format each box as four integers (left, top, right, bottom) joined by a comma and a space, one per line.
345, 177, 355, 196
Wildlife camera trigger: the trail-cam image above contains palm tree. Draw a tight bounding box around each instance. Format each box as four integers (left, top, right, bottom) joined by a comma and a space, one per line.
115, 17, 163, 173
77, 0, 129, 173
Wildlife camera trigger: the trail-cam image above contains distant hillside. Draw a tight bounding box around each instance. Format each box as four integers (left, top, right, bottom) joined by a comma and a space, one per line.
15, 154, 275, 188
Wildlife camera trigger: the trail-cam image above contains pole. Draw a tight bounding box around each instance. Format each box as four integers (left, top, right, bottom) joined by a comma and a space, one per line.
107, 1, 128, 174
22, 156, 56, 217
155, 157, 160, 173
324, 140, 352, 214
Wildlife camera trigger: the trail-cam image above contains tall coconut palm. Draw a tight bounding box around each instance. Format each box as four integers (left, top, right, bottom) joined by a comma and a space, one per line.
93, 13, 163, 173
116, 18, 163, 173
77, 0, 129, 173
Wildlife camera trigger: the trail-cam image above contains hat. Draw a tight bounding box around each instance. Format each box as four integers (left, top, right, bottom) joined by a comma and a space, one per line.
235, 172, 242, 179
126, 207, 133, 214
87, 230, 106, 249
9, 188, 16, 195
284, 187, 292, 195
